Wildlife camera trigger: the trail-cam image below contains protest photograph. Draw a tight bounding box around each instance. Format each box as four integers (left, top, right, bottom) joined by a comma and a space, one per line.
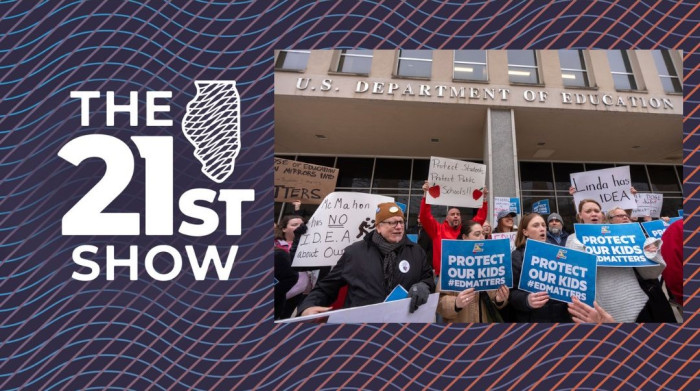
274, 50, 682, 323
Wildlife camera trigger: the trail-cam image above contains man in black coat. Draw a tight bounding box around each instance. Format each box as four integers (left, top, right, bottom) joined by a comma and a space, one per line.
298, 202, 435, 316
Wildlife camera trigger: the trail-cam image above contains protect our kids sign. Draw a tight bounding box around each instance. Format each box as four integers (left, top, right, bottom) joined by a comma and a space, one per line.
641, 217, 682, 239
519, 239, 596, 306
426, 156, 486, 208
440, 238, 512, 292
570, 166, 636, 211
292, 192, 393, 267
574, 223, 657, 267
532, 199, 550, 215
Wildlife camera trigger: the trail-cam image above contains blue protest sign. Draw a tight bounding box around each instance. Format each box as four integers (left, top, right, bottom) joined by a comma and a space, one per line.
519, 239, 596, 306
440, 238, 512, 292
574, 223, 657, 267
406, 234, 418, 243
510, 197, 521, 214
641, 217, 682, 239
396, 202, 407, 214
532, 200, 550, 215
678, 209, 683, 217
384, 285, 408, 302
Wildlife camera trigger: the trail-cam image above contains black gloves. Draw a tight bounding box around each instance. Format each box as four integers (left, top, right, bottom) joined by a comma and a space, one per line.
408, 282, 430, 313
293, 224, 308, 237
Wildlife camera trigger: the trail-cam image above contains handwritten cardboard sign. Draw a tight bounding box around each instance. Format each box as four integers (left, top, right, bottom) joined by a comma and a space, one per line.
570, 166, 636, 212
440, 238, 512, 292
532, 199, 550, 215
274, 157, 339, 205
641, 217, 682, 239
574, 223, 657, 267
518, 239, 597, 306
631, 193, 663, 218
426, 156, 486, 208
292, 192, 393, 267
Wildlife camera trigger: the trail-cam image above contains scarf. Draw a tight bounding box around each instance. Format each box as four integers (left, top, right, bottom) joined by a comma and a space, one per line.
371, 231, 406, 295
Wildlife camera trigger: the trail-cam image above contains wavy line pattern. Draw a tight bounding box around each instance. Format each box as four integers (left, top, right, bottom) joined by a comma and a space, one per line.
0, 0, 698, 390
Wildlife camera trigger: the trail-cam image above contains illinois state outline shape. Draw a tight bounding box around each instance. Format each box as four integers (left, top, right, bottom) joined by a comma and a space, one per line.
182, 80, 241, 183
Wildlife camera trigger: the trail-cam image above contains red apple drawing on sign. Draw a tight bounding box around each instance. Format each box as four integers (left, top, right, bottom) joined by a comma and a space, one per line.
472, 188, 483, 200
428, 184, 441, 198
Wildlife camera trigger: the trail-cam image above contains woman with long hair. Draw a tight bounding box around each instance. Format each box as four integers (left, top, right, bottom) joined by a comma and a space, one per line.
566, 200, 667, 322
482, 220, 493, 239
494, 211, 516, 233
274, 214, 311, 319
437, 220, 509, 323
509, 213, 572, 322
274, 215, 304, 251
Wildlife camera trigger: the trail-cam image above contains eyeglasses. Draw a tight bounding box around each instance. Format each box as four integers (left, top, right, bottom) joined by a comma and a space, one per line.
610, 214, 629, 219
381, 220, 405, 227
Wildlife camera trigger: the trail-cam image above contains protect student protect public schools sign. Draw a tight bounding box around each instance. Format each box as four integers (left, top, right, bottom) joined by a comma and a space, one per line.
426, 156, 486, 208
519, 239, 597, 306
440, 238, 513, 292
574, 223, 658, 267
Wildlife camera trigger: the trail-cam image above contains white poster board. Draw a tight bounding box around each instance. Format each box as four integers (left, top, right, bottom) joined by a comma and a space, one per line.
426, 156, 486, 208
291, 192, 393, 268
275, 294, 439, 324
631, 193, 663, 218
570, 166, 637, 212
491, 232, 517, 252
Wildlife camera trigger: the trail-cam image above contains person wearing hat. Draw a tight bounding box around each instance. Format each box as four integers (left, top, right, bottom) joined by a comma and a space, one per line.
545, 212, 569, 247
494, 210, 517, 233
298, 202, 435, 317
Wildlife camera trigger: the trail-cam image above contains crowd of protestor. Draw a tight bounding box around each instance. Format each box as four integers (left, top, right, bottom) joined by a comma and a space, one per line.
275, 180, 683, 323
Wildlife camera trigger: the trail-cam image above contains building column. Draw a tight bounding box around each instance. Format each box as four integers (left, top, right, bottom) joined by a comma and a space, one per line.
484, 108, 520, 222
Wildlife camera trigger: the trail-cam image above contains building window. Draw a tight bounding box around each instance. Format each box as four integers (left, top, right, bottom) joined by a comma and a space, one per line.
337, 49, 372, 74
396, 50, 432, 78
647, 165, 681, 193
520, 162, 554, 191
372, 158, 412, 188
275, 50, 310, 71
508, 50, 539, 84
608, 50, 638, 90
453, 50, 487, 81
652, 50, 682, 93
335, 157, 373, 188
559, 50, 590, 87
